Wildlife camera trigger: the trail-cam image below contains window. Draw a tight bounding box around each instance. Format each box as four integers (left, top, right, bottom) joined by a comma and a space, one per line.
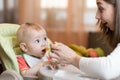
84, 0, 97, 32
0, 0, 4, 22
41, 0, 68, 9
86, 0, 96, 8
40, 0, 68, 30
0, 0, 18, 23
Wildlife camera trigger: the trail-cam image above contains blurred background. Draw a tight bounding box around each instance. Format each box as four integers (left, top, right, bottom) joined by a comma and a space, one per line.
0, 0, 113, 54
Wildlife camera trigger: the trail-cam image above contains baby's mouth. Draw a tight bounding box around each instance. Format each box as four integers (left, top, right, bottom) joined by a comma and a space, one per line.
41, 47, 50, 56
41, 49, 46, 55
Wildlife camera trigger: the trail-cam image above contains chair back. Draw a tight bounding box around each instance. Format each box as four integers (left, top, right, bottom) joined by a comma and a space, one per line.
0, 23, 22, 73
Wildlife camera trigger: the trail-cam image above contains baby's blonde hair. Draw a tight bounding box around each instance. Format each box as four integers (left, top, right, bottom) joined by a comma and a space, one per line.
17, 22, 44, 43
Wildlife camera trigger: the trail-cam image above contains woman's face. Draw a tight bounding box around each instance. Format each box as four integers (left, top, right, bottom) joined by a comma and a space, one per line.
96, 0, 115, 31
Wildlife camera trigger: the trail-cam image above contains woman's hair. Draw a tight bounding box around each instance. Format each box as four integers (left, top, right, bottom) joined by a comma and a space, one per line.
99, 0, 120, 48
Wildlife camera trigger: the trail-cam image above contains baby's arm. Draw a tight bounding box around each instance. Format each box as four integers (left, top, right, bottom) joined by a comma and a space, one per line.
21, 61, 50, 76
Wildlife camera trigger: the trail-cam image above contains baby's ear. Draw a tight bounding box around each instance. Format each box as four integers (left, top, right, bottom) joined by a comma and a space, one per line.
19, 43, 28, 52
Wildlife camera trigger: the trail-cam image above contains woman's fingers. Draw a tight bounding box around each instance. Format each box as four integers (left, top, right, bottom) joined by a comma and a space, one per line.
49, 52, 59, 60
51, 42, 62, 50
50, 42, 72, 64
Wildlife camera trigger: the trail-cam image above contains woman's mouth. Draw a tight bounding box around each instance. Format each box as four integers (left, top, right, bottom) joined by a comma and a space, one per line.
102, 21, 109, 27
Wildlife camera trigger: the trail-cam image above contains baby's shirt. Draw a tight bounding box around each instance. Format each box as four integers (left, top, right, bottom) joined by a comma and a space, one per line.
16, 55, 30, 71
16, 54, 42, 71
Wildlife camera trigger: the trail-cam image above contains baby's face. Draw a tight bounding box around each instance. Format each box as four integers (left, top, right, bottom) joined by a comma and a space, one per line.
24, 28, 48, 58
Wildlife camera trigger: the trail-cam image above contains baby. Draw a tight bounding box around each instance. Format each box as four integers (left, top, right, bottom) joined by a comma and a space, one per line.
16, 22, 53, 77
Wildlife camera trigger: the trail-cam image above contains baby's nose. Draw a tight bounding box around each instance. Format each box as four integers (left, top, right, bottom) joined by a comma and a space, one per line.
41, 42, 48, 47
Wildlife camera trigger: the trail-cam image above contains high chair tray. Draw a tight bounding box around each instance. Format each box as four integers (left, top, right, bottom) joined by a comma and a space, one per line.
38, 65, 99, 80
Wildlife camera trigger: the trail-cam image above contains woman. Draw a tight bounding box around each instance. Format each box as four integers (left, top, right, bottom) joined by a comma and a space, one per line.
50, 0, 120, 79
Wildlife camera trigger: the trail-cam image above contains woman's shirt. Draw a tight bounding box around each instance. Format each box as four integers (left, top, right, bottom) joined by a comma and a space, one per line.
80, 43, 120, 80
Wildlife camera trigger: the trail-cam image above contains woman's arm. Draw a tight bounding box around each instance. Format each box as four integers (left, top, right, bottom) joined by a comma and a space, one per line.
50, 43, 120, 80
80, 44, 120, 79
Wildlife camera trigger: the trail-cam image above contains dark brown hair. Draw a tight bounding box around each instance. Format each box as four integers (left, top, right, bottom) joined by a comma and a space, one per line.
99, 0, 120, 48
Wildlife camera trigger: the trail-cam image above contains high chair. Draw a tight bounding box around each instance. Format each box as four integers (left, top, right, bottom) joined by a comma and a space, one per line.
0, 23, 38, 80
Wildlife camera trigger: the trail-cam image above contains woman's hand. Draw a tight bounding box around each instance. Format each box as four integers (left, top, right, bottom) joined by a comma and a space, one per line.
50, 42, 81, 68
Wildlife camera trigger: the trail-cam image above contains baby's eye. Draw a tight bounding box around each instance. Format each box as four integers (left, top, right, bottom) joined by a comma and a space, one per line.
35, 39, 40, 43
44, 37, 47, 41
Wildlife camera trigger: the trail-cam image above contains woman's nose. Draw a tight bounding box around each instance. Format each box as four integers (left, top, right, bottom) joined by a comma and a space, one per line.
95, 10, 101, 20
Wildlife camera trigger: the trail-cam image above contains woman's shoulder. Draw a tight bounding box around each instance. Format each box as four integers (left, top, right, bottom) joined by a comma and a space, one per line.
117, 43, 120, 46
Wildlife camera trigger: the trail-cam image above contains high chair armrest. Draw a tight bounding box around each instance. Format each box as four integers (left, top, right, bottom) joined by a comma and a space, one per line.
23, 75, 38, 80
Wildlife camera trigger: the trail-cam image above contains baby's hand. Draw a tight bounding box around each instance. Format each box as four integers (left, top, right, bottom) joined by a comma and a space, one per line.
49, 61, 59, 70
41, 61, 58, 70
